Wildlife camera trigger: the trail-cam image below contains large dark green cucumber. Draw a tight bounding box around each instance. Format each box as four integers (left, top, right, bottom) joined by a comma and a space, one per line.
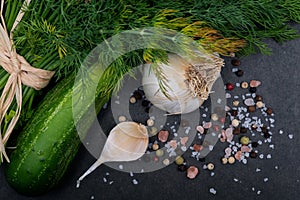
4, 64, 126, 196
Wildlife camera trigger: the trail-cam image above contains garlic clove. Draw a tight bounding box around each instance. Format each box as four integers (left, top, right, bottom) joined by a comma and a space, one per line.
77, 122, 148, 185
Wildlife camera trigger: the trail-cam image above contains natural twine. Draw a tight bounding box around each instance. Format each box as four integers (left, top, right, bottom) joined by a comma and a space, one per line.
0, 0, 55, 162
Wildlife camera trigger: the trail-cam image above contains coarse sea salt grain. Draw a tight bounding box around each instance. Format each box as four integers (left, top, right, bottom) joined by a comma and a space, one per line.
119, 165, 124, 170
91, 196, 95, 199
233, 178, 239, 182
264, 178, 269, 182
209, 188, 217, 195
103, 177, 107, 183
256, 168, 261, 172
279, 130, 284, 134
232, 68, 238, 72
257, 190, 261, 195
288, 134, 294, 139
259, 154, 264, 159
266, 154, 272, 159
132, 179, 139, 185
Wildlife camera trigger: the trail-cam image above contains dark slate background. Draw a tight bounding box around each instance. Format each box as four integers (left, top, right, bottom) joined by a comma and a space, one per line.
0, 24, 299, 200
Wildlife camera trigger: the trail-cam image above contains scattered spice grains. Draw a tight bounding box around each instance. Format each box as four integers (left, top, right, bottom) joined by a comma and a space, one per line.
94, 57, 288, 197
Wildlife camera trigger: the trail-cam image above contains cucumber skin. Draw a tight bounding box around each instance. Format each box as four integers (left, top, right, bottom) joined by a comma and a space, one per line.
4, 71, 109, 196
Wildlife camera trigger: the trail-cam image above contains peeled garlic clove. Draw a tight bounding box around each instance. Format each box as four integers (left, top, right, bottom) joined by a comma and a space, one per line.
77, 122, 148, 185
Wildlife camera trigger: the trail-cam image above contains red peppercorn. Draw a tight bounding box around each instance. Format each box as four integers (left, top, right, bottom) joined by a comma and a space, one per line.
226, 83, 234, 91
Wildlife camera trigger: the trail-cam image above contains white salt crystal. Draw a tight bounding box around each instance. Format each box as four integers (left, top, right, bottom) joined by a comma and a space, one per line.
119, 165, 124, 170
129, 171, 134, 177
256, 168, 261, 172
259, 154, 264, 159
209, 188, 217, 195
264, 178, 269, 182
288, 134, 294, 139
266, 154, 272, 159
236, 82, 241, 87
103, 177, 107, 183
232, 68, 238, 72
257, 190, 261, 195
132, 179, 139, 185
279, 130, 283, 134
234, 178, 239, 182
181, 146, 187, 151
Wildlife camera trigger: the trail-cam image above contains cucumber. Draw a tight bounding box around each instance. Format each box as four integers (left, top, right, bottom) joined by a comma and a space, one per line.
4, 63, 127, 196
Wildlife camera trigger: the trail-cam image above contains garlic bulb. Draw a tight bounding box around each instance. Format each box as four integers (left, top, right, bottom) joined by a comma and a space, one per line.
77, 122, 148, 185
142, 53, 224, 114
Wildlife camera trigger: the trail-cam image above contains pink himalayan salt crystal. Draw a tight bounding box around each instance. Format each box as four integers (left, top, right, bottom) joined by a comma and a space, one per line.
193, 144, 203, 152
235, 151, 242, 161
196, 125, 204, 134
225, 127, 233, 142
203, 122, 212, 129
158, 130, 169, 142
225, 147, 232, 156
169, 140, 177, 149
180, 137, 189, 146
250, 80, 261, 87
241, 145, 251, 153
244, 98, 255, 106
187, 166, 199, 179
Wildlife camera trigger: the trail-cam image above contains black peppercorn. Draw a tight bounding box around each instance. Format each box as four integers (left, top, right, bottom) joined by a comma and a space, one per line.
133, 90, 143, 99
264, 132, 271, 138
178, 164, 188, 172
233, 127, 240, 135
235, 70, 244, 77
231, 59, 241, 66
252, 142, 258, 148
261, 126, 268, 134
142, 100, 150, 107
231, 109, 238, 116
255, 95, 263, 102
240, 127, 248, 133
249, 87, 257, 93
266, 107, 273, 115
248, 106, 256, 113
250, 151, 258, 158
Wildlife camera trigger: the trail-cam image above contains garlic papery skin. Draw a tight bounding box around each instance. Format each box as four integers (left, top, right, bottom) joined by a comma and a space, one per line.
142, 53, 223, 114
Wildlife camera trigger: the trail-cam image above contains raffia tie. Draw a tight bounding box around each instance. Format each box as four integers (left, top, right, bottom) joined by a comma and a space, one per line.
0, 0, 55, 162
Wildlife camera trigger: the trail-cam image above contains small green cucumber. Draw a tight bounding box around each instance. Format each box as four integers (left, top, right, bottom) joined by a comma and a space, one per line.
4, 64, 127, 196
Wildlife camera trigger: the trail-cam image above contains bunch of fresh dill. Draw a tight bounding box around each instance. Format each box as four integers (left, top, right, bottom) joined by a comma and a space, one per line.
0, 0, 299, 130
